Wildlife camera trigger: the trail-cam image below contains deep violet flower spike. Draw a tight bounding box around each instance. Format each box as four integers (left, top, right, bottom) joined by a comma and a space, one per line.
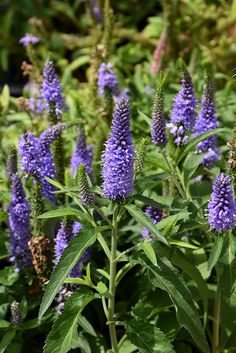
37, 123, 65, 202
70, 125, 93, 179
41, 61, 67, 116
102, 98, 134, 200
9, 174, 32, 272
151, 76, 167, 147
208, 173, 236, 231
168, 62, 197, 146
97, 63, 118, 96
194, 67, 219, 168
19, 33, 40, 47
142, 206, 163, 239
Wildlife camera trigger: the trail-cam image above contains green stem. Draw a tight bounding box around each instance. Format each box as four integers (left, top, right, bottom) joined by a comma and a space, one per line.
108, 206, 119, 353
212, 265, 221, 353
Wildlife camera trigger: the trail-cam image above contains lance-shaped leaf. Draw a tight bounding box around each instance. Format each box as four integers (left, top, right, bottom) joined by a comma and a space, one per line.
39, 226, 96, 319
134, 253, 210, 353
43, 289, 99, 353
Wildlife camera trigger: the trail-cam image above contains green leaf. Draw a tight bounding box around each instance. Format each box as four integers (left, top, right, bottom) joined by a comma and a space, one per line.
141, 242, 157, 266
119, 339, 137, 353
176, 128, 224, 164
78, 315, 97, 337
126, 319, 175, 353
0, 320, 10, 328
39, 227, 96, 319
157, 245, 209, 313
95, 282, 111, 299
43, 289, 98, 353
135, 253, 210, 353
168, 240, 198, 250
38, 208, 86, 220
124, 204, 168, 245
182, 153, 204, 188
219, 234, 236, 349
134, 194, 173, 209
208, 236, 224, 272
0, 267, 19, 286
0, 330, 16, 353
155, 212, 190, 231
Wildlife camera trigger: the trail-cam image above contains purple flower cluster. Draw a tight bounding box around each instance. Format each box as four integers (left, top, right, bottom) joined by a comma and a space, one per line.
151, 80, 167, 147
89, 0, 103, 23
168, 70, 197, 145
70, 126, 93, 179
28, 94, 46, 115
19, 33, 40, 47
194, 77, 219, 168
98, 63, 118, 97
9, 174, 32, 272
208, 173, 236, 231
55, 221, 90, 278
102, 98, 134, 200
18, 123, 65, 202
41, 61, 67, 116
142, 206, 162, 239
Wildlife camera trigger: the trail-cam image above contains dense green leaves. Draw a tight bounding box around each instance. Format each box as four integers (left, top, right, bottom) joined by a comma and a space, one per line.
39, 227, 96, 319
43, 289, 99, 353
135, 253, 210, 353
126, 319, 175, 353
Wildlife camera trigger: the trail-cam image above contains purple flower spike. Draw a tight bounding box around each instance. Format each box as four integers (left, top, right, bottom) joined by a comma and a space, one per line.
9, 174, 32, 272
70, 125, 93, 179
151, 77, 167, 147
208, 173, 236, 231
102, 98, 134, 200
19, 33, 40, 47
194, 72, 219, 169
142, 206, 162, 239
18, 123, 65, 202
168, 67, 197, 146
41, 61, 67, 116
98, 63, 118, 96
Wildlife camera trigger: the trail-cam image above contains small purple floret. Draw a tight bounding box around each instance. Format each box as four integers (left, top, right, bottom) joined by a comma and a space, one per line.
102, 98, 134, 200
208, 173, 236, 231
19, 33, 40, 47
142, 206, 162, 239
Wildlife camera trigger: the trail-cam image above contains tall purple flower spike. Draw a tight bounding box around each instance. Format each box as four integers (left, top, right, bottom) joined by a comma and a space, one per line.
208, 173, 236, 231
102, 98, 134, 200
194, 72, 219, 168
9, 174, 32, 272
168, 67, 197, 146
97, 63, 118, 97
70, 125, 93, 179
41, 61, 67, 116
142, 206, 163, 239
18, 123, 65, 202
